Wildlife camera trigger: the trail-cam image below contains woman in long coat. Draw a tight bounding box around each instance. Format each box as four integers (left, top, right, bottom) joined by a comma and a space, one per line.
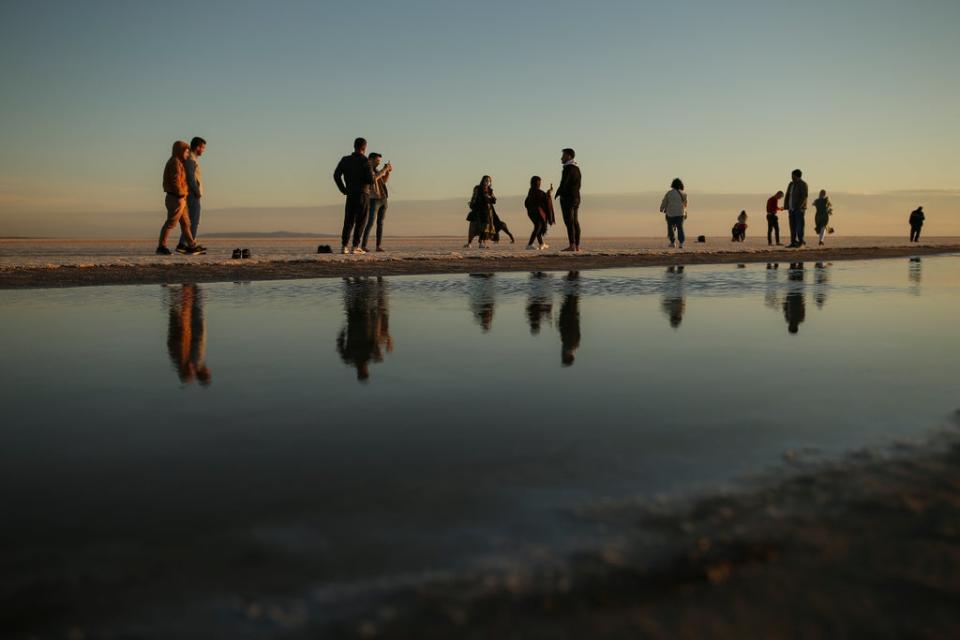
465, 175, 498, 249
524, 175, 555, 250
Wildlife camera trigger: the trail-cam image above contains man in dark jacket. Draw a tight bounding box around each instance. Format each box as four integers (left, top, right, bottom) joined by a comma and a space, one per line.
334, 137, 375, 254
784, 169, 808, 248
555, 148, 582, 252
909, 206, 925, 242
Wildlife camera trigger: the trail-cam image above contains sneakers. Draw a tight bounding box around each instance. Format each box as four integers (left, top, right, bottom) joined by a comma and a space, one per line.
240, 248, 251, 259
351, 247, 366, 255
183, 245, 205, 256
175, 244, 189, 254
540, 244, 549, 250
156, 245, 172, 255
341, 246, 350, 254
668, 241, 676, 248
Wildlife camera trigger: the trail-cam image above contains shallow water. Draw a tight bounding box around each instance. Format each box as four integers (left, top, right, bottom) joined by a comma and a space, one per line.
1, 255, 959, 635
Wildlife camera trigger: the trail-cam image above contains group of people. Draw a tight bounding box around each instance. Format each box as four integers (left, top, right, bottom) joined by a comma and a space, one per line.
155, 140, 930, 254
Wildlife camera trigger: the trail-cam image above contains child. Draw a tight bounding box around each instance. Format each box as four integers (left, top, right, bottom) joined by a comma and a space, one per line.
731, 210, 748, 242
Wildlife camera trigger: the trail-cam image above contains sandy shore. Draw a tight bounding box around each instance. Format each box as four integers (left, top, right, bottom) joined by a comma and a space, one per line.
1, 236, 957, 288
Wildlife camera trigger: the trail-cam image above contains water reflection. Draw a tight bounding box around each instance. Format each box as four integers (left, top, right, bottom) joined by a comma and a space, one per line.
468, 273, 497, 332
764, 263, 781, 310
166, 284, 211, 385
660, 265, 687, 329
783, 263, 806, 334
559, 271, 581, 366
909, 257, 922, 295
814, 262, 830, 309
525, 272, 553, 335
336, 277, 393, 381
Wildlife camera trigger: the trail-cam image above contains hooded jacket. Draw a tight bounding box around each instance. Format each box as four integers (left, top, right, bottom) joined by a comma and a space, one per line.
163, 141, 190, 197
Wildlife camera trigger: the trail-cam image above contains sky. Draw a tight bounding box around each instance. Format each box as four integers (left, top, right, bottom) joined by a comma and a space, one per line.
1, 0, 958, 236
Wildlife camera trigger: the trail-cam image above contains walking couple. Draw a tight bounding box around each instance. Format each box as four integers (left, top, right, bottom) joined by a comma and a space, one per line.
156, 137, 207, 255
334, 137, 393, 255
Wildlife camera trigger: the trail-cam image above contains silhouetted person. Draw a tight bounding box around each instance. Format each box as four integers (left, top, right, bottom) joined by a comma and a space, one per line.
909, 206, 925, 242
166, 284, 211, 385
525, 272, 554, 334
785, 169, 808, 247
558, 271, 581, 365
336, 277, 393, 381
556, 148, 582, 251
660, 178, 687, 249
525, 176, 555, 250
333, 137, 375, 254
813, 189, 833, 245
660, 265, 687, 329
731, 210, 748, 241
157, 141, 201, 255
766, 191, 784, 245
361, 153, 392, 252
176, 136, 207, 253
783, 262, 806, 333
465, 176, 498, 249
468, 273, 497, 332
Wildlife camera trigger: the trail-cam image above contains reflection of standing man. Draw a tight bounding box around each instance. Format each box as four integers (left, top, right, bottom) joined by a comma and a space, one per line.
660, 265, 686, 329
783, 262, 806, 334
784, 169, 808, 248
333, 137, 375, 255
166, 284, 211, 385
558, 271, 581, 366
555, 148, 582, 252
361, 153, 392, 252
177, 137, 207, 253
336, 277, 393, 381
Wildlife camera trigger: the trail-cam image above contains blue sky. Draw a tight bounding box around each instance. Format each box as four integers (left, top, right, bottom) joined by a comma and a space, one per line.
1, 0, 958, 227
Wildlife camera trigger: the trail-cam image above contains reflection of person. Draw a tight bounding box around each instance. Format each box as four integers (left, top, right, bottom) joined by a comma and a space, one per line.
525, 272, 553, 334
813, 190, 833, 245
361, 153, 392, 252
764, 263, 781, 310
785, 169, 808, 247
336, 277, 393, 381
766, 191, 784, 245
525, 176, 555, 250
558, 271, 581, 366
555, 148, 582, 252
783, 262, 806, 333
909, 206, 925, 242
814, 261, 830, 308
157, 141, 201, 255
166, 284, 211, 385
909, 257, 922, 295
465, 176, 498, 249
659, 178, 687, 249
661, 265, 687, 329
333, 137, 375, 254
468, 273, 497, 332
176, 136, 207, 253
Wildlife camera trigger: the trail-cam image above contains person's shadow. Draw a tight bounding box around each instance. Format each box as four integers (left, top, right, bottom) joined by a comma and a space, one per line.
783, 262, 806, 334
166, 283, 211, 386
525, 272, 554, 335
660, 265, 687, 329
559, 271, 581, 366
336, 277, 393, 382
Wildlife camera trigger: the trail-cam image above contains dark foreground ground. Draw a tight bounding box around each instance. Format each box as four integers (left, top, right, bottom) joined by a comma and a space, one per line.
322, 419, 960, 640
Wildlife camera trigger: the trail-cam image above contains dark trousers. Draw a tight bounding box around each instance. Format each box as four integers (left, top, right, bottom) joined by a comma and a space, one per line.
362, 198, 388, 248
666, 216, 685, 245
527, 213, 547, 246
767, 214, 780, 244
341, 192, 370, 248
788, 209, 805, 245
178, 196, 202, 247
910, 224, 922, 242
560, 198, 580, 247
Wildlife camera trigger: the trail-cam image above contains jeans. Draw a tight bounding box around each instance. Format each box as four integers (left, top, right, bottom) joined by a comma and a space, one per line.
788, 209, 805, 245
362, 198, 388, 249
766, 214, 780, 244
179, 196, 201, 247
342, 192, 370, 248
560, 198, 580, 247
666, 216, 685, 245
910, 224, 922, 242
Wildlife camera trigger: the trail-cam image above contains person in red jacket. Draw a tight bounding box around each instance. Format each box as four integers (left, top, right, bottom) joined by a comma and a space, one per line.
766, 191, 784, 246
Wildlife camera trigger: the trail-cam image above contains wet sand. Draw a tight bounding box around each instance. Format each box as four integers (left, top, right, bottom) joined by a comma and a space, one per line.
2, 236, 958, 288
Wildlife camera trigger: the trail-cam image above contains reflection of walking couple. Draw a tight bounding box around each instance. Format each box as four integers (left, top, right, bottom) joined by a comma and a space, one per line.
336, 277, 394, 381
166, 284, 211, 385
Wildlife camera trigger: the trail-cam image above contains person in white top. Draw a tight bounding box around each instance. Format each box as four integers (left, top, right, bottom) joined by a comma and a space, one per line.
659, 178, 688, 249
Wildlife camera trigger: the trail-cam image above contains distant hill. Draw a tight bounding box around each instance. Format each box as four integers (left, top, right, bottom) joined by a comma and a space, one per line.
202, 231, 322, 238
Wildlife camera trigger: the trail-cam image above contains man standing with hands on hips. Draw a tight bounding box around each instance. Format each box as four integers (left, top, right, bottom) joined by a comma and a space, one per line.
334, 137, 375, 254
555, 148, 582, 252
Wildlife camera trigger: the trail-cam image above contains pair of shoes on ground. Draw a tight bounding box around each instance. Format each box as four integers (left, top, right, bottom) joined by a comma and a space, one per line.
231, 248, 251, 259
668, 242, 684, 249
157, 244, 205, 255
